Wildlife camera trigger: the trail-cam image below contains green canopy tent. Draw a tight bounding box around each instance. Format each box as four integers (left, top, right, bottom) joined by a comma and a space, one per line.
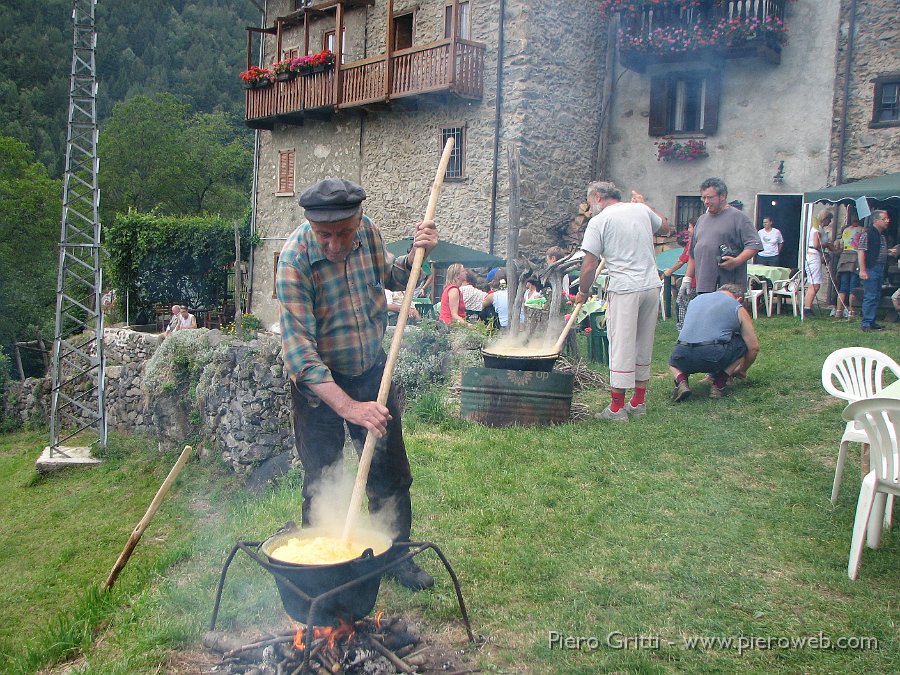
386, 238, 505, 303
804, 172, 900, 204
385, 238, 505, 267
799, 172, 900, 320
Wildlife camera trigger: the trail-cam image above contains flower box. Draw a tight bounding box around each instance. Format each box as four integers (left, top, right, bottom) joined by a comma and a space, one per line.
655, 137, 708, 162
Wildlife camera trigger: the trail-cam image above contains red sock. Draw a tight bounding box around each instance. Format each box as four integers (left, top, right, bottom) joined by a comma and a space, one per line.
713, 372, 728, 388
610, 391, 626, 412
630, 387, 646, 406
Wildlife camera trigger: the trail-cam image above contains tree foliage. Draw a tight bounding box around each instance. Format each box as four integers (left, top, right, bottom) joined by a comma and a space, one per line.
0, 0, 260, 177
99, 93, 252, 221
0, 135, 62, 355
105, 211, 251, 322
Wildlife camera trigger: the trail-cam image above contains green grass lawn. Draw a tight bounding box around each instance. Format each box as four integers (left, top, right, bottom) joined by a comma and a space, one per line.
1, 315, 899, 673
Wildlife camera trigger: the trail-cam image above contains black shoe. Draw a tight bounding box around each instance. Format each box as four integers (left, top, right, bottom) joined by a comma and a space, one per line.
386, 558, 434, 591
871, 323, 885, 330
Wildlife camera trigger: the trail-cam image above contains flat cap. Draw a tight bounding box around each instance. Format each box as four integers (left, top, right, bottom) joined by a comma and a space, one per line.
299, 178, 366, 223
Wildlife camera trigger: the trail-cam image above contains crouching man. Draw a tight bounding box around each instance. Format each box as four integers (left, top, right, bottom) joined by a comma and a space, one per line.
668, 283, 759, 401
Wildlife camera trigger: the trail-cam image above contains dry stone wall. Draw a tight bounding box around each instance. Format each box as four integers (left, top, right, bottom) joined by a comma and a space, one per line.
2, 328, 294, 475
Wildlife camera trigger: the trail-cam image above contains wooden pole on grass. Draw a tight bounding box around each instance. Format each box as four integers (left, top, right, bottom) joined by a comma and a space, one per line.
341, 138, 455, 545
102, 445, 193, 592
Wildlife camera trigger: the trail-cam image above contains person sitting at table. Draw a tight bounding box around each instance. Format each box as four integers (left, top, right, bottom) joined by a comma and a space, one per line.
163, 304, 181, 337
755, 217, 784, 266
384, 288, 420, 324
439, 263, 468, 325
459, 270, 487, 314
482, 274, 512, 329
669, 284, 760, 401
178, 305, 198, 330
414, 260, 434, 300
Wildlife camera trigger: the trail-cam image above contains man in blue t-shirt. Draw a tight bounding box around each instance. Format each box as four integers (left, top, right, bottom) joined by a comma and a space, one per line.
668, 284, 759, 401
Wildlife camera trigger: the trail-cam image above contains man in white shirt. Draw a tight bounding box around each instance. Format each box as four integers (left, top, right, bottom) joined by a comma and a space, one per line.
755, 217, 784, 266
575, 181, 669, 421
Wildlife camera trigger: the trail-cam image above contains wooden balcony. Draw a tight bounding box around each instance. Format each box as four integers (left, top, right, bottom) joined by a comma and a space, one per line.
245, 38, 485, 130
616, 0, 786, 73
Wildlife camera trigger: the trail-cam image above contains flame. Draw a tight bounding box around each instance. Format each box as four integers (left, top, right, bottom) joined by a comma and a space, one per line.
293, 620, 357, 651
373, 610, 384, 630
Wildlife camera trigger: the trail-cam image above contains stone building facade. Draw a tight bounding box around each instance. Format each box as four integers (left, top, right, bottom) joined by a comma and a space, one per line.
828, 0, 900, 183
247, 0, 606, 328
603, 0, 842, 267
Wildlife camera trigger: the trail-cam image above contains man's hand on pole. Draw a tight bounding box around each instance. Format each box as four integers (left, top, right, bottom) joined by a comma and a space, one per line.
411, 220, 438, 258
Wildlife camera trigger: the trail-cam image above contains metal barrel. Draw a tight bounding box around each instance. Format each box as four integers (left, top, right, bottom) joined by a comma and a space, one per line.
459, 367, 574, 427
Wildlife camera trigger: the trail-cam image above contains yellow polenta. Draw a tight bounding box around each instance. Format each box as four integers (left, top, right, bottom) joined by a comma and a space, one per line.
269, 536, 369, 565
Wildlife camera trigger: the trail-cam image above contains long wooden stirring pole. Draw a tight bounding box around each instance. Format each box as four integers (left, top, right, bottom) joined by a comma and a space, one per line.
341, 137, 455, 544
552, 302, 583, 355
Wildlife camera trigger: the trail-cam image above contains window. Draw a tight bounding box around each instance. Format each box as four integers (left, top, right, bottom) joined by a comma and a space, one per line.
441, 127, 465, 179
277, 150, 295, 195
444, 1, 471, 40
871, 74, 900, 128
323, 29, 346, 63
282, 48, 299, 61
675, 196, 703, 235
393, 12, 414, 50
648, 70, 720, 136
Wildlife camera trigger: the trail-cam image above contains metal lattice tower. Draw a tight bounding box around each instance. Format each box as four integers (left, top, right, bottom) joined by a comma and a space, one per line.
47, 0, 106, 458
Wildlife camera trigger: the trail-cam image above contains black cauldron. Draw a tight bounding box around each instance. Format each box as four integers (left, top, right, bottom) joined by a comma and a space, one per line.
259, 526, 393, 626
481, 349, 559, 372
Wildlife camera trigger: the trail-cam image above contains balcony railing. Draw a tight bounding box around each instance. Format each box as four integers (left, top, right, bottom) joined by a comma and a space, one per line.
245, 38, 485, 129
616, 0, 787, 72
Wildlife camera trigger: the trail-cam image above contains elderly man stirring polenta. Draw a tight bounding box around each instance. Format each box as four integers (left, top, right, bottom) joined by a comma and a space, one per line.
276, 178, 437, 590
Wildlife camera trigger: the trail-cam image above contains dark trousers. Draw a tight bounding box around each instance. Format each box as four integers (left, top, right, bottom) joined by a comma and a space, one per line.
861, 267, 884, 328
290, 353, 413, 543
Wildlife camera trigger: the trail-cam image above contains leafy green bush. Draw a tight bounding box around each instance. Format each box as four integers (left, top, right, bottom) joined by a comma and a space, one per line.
104, 211, 252, 322
222, 312, 263, 340
143, 330, 214, 401
388, 320, 450, 404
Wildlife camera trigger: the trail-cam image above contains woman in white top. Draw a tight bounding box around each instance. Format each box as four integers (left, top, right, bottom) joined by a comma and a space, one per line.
804, 211, 832, 312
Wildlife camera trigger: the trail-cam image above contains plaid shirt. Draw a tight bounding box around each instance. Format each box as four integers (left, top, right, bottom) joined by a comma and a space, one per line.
276, 215, 412, 386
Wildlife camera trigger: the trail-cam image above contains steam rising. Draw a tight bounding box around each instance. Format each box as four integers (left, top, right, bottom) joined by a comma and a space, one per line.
306, 463, 397, 541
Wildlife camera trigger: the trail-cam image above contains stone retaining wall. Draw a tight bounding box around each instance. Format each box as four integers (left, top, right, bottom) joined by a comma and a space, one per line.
2, 327, 294, 474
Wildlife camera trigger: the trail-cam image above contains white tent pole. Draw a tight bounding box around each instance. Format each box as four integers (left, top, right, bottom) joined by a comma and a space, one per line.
799, 202, 815, 321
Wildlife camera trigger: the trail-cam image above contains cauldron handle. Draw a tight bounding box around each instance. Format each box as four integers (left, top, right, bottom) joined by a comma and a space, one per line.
210, 541, 261, 631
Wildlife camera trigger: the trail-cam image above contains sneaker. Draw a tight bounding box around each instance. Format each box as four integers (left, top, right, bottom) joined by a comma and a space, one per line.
710, 384, 726, 399
842, 309, 850, 319
625, 402, 646, 416
862, 324, 885, 332
671, 380, 692, 402
829, 308, 837, 317
385, 558, 434, 591
596, 406, 628, 422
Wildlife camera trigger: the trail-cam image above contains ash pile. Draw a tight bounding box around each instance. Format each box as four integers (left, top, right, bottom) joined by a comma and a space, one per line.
202, 614, 477, 674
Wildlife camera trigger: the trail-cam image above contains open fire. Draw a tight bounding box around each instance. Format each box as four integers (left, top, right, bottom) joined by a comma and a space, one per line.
203, 612, 476, 674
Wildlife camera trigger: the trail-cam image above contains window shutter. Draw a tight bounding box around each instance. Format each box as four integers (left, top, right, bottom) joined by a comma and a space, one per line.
648, 75, 669, 136
278, 150, 295, 194
701, 70, 721, 135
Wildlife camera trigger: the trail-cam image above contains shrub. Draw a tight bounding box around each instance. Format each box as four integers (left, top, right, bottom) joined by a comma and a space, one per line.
144, 330, 214, 400
388, 320, 450, 404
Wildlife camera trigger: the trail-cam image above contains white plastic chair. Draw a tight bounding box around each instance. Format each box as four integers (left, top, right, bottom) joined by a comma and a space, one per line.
844, 398, 900, 580
822, 348, 900, 505
744, 274, 769, 319
770, 271, 801, 316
